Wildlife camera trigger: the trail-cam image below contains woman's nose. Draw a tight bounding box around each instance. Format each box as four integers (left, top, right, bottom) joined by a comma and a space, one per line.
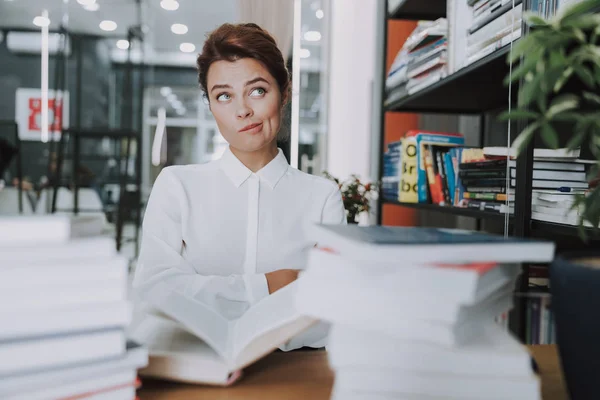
236, 100, 253, 119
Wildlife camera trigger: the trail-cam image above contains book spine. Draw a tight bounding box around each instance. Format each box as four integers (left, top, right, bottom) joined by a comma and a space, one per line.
399, 137, 419, 203
425, 146, 443, 205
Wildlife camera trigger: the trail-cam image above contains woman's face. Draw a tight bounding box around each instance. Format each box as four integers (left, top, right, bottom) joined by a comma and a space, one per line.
207, 58, 286, 154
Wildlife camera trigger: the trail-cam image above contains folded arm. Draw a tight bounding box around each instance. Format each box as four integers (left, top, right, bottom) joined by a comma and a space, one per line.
133, 168, 270, 319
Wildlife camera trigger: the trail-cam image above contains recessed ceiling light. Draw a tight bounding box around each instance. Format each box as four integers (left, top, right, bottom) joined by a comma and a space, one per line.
167, 93, 177, 102
171, 23, 188, 35
83, 3, 99, 11
160, 0, 179, 11
316, 9, 324, 19
33, 16, 51, 27
179, 42, 195, 53
304, 31, 322, 41
99, 20, 117, 31
176, 108, 186, 116
300, 48, 311, 58
77, 0, 96, 5
116, 40, 129, 50
160, 87, 172, 96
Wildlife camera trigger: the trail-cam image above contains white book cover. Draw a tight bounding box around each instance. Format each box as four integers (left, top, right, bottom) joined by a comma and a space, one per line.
0, 342, 147, 397
0, 329, 125, 376
303, 247, 521, 306
308, 224, 555, 265
0, 214, 106, 246
0, 301, 132, 341
333, 367, 540, 399
0, 236, 116, 263
327, 323, 534, 378
10, 370, 137, 400
129, 279, 317, 385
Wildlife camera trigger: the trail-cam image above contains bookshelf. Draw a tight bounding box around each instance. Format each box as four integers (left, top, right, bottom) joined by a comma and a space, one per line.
383, 199, 514, 221
389, 0, 447, 21
375, 0, 599, 342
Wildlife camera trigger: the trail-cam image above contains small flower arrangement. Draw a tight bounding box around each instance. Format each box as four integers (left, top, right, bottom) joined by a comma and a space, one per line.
322, 171, 379, 224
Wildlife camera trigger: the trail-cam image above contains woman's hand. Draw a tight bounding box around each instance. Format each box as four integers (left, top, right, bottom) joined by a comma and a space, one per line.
265, 269, 299, 294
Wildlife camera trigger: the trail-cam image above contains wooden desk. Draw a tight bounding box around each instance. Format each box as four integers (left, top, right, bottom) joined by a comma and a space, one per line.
137, 345, 568, 400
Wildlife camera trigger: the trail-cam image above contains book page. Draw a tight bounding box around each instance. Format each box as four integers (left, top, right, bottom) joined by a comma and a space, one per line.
229, 280, 316, 369
141, 280, 231, 359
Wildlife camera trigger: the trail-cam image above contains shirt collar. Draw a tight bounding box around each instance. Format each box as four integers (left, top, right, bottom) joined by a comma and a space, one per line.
219, 146, 289, 189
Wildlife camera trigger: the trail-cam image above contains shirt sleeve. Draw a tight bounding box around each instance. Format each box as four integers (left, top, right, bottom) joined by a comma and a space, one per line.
279, 182, 347, 352
132, 167, 270, 319
321, 183, 348, 225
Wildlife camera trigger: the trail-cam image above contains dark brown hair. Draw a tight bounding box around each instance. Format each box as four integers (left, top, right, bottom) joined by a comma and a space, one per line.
197, 23, 290, 102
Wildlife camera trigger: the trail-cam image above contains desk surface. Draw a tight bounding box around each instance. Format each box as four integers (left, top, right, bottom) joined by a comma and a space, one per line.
137, 345, 567, 400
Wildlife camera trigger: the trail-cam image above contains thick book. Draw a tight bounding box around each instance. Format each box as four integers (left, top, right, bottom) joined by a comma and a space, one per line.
129, 279, 316, 385
302, 247, 520, 306
0, 341, 147, 398
0, 214, 106, 246
310, 224, 555, 264
327, 323, 534, 378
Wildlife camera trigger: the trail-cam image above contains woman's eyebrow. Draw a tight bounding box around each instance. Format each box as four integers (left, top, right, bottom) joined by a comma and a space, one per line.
210, 83, 232, 93
245, 77, 270, 86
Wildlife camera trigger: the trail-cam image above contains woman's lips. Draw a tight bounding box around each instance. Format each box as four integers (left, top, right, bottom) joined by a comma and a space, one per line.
239, 122, 263, 134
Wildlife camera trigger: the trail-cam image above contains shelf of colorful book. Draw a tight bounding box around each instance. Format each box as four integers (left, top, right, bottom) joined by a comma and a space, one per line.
384, 199, 514, 220
384, 43, 515, 114
530, 220, 600, 241
388, 0, 446, 21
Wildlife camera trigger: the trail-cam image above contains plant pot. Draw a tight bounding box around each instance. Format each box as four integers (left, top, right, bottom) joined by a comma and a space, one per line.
550, 251, 600, 400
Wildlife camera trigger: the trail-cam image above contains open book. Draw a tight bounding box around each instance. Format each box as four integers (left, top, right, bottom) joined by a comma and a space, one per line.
128, 279, 316, 385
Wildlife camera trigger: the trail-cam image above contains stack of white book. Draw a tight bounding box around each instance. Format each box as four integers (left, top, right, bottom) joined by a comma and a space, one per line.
296, 224, 556, 400
0, 214, 147, 400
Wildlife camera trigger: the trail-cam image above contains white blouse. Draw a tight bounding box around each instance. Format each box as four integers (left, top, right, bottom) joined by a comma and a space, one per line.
131, 146, 346, 349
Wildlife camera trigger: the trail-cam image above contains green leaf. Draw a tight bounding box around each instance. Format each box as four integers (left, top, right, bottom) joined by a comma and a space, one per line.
498, 109, 540, 121
558, 0, 600, 26
512, 121, 541, 156
550, 111, 583, 122
595, 64, 600, 86
524, 13, 550, 27
540, 121, 560, 148
518, 73, 543, 108
546, 94, 580, 118
562, 13, 600, 30
566, 123, 589, 149
574, 65, 596, 88
508, 36, 540, 63
583, 91, 600, 105
554, 67, 574, 92
504, 55, 541, 85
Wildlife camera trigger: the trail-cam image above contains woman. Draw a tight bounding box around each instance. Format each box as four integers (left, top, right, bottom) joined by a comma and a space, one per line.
132, 23, 346, 350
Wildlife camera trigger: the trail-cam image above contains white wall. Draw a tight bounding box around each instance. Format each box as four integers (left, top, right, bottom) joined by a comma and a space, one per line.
326, 0, 377, 181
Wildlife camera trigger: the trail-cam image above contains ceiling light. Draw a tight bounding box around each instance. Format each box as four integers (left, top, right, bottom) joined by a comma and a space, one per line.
77, 0, 96, 5
179, 42, 195, 53
171, 23, 188, 35
167, 93, 177, 102
83, 3, 99, 11
160, 0, 179, 11
304, 31, 322, 41
299, 48, 311, 59
33, 16, 51, 27
99, 20, 117, 31
116, 40, 129, 50
316, 9, 324, 19
176, 108, 186, 116
160, 87, 172, 96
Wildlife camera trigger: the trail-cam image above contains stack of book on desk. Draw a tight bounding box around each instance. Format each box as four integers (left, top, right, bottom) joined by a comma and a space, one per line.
0, 214, 147, 400
296, 224, 556, 400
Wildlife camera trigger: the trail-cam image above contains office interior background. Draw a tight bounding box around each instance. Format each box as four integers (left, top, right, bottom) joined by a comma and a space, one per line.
1, 0, 599, 347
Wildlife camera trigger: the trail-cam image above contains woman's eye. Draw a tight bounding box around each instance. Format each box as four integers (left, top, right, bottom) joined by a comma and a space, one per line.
250, 88, 266, 97
217, 93, 231, 102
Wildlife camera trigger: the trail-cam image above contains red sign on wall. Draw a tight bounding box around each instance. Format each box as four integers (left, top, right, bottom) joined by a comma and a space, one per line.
15, 88, 70, 141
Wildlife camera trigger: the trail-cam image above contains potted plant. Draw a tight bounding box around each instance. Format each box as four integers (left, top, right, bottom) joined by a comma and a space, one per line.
501, 2, 600, 398
322, 171, 379, 224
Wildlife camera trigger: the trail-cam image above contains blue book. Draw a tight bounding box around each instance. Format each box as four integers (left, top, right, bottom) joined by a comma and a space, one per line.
312, 224, 555, 265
